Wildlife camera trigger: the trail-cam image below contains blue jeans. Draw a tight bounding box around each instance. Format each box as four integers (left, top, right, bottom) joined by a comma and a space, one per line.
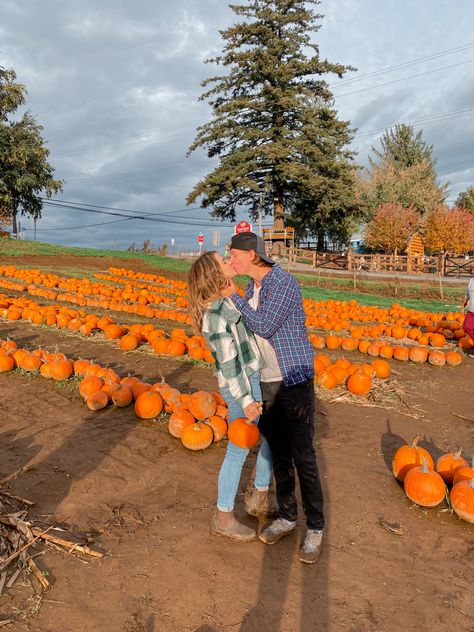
217, 372, 273, 512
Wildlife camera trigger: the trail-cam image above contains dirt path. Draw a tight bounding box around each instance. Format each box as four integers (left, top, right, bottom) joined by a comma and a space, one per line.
0, 254, 472, 631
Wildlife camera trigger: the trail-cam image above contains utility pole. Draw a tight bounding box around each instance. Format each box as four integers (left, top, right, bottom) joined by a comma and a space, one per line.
34, 217, 37, 241
258, 191, 263, 237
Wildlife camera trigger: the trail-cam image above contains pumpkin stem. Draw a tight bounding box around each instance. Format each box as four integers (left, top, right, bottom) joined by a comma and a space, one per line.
454, 447, 463, 460
421, 456, 430, 473
410, 433, 424, 449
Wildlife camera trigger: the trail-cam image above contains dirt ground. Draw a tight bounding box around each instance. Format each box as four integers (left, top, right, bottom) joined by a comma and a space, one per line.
0, 255, 473, 632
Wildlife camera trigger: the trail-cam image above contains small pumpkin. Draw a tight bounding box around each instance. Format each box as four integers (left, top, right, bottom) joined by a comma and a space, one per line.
452, 458, 474, 486
205, 415, 228, 442
347, 371, 372, 396
79, 376, 104, 399
449, 478, 474, 524
169, 407, 196, 438
228, 417, 260, 449
111, 386, 133, 408
404, 457, 446, 507
181, 422, 214, 451
86, 391, 109, 411
392, 433, 434, 482
436, 448, 468, 484
134, 391, 164, 419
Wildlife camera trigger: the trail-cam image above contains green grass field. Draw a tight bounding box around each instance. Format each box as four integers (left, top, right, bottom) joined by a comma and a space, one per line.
0, 238, 465, 313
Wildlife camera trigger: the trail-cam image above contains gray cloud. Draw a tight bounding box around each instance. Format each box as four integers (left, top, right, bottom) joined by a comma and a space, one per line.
2, 0, 474, 249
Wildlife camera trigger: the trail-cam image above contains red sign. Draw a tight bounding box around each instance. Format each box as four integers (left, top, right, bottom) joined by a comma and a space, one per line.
197, 234, 204, 244
235, 221, 252, 234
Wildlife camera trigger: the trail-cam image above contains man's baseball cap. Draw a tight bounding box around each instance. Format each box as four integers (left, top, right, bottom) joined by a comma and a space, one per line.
230, 231, 275, 265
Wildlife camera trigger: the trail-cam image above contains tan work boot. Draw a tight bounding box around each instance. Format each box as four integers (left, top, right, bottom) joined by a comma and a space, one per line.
244, 487, 279, 518
210, 511, 256, 542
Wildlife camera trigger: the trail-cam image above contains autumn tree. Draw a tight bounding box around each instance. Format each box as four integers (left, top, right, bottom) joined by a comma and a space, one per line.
455, 186, 474, 215
422, 205, 474, 254
0, 66, 62, 234
363, 203, 420, 254
187, 0, 361, 247
363, 125, 447, 215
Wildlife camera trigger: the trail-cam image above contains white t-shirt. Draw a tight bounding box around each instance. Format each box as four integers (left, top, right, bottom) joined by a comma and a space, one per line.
248, 285, 283, 383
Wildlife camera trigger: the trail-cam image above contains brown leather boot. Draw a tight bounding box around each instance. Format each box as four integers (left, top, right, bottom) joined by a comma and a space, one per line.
244, 487, 279, 518
210, 511, 256, 542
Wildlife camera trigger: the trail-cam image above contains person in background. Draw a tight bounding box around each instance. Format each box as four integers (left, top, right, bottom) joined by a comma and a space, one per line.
187, 251, 276, 542
461, 276, 474, 356
222, 232, 325, 564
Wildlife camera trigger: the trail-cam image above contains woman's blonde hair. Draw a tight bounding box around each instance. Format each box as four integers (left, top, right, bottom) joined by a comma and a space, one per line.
187, 251, 229, 333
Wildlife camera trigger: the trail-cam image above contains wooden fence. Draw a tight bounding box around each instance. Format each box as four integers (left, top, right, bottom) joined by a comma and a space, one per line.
284, 247, 474, 277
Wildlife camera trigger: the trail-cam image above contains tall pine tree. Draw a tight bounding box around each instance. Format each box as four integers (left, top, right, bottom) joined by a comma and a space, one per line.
187, 0, 360, 246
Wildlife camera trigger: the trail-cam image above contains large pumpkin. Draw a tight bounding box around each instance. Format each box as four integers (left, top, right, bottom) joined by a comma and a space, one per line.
449, 479, 474, 524
188, 391, 217, 420
228, 417, 260, 449
392, 433, 434, 482
404, 457, 446, 507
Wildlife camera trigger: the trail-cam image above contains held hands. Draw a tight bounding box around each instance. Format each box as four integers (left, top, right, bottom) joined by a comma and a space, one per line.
243, 401, 263, 422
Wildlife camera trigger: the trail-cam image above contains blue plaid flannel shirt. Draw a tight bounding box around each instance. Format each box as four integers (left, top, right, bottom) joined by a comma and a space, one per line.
231, 265, 314, 385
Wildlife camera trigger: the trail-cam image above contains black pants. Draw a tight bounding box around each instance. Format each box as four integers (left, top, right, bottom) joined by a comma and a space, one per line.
259, 380, 325, 531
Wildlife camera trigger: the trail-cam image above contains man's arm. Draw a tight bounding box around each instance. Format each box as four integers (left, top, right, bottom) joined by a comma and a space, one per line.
230, 277, 299, 339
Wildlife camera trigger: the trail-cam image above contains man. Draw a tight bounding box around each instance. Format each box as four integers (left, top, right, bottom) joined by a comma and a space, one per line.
461, 276, 474, 356
222, 231, 325, 564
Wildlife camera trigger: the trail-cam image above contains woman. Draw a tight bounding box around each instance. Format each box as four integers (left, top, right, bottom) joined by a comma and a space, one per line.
188, 251, 274, 542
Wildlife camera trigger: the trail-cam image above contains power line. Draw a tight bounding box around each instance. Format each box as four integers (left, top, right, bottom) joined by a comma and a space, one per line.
23, 218, 134, 231
65, 160, 215, 183
41, 199, 238, 227
354, 107, 474, 138
329, 42, 474, 87
334, 59, 474, 99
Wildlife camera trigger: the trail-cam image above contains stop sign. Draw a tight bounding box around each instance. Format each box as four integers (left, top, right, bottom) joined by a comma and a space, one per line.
235, 221, 252, 234
197, 233, 204, 244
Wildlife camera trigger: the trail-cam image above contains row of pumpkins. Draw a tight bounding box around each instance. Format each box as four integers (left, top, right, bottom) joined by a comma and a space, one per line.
392, 433, 473, 524
0, 338, 257, 453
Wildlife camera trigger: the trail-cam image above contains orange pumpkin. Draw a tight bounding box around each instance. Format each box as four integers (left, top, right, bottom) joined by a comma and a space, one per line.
449, 479, 474, 524
168, 407, 196, 438
436, 448, 468, 484
452, 458, 474, 486
404, 457, 446, 507
86, 391, 109, 411
228, 417, 260, 449
347, 371, 372, 396
205, 415, 228, 442
428, 350, 446, 366
445, 351, 462, 366
409, 347, 428, 364
111, 386, 133, 408
0, 355, 15, 372
371, 359, 390, 379
134, 391, 164, 419
188, 391, 217, 420
79, 376, 104, 399
392, 433, 434, 482
180, 422, 214, 450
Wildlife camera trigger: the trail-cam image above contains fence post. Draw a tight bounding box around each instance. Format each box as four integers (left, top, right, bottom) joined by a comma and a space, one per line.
375, 254, 381, 272
347, 250, 353, 271
312, 251, 316, 268
407, 256, 412, 274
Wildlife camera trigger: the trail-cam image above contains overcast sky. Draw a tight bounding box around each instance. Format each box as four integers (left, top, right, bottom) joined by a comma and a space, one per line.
2, 0, 474, 252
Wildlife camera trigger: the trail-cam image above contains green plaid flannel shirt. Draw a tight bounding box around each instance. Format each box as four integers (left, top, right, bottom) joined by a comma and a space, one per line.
202, 298, 264, 409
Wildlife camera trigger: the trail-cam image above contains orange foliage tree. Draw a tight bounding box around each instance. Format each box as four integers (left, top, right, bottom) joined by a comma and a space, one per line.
423, 205, 474, 254
363, 203, 421, 254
